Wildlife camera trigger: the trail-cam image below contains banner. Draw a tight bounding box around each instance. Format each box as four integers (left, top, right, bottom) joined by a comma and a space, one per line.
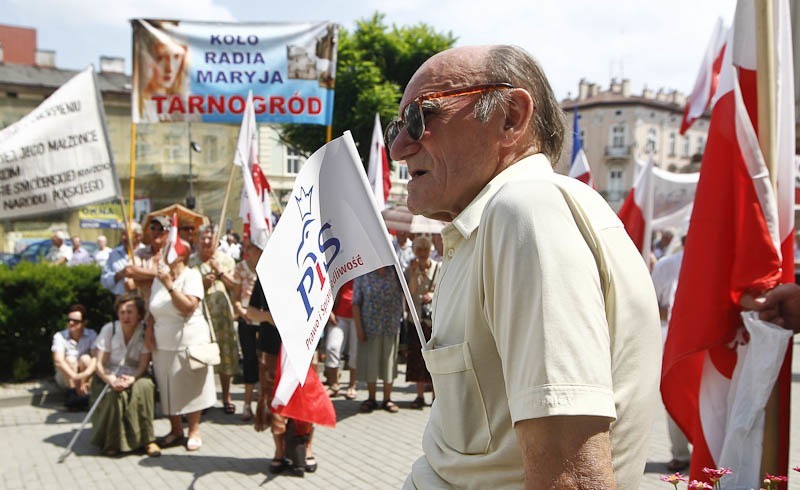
0, 67, 120, 220
132, 19, 338, 125
79, 202, 124, 229
255, 131, 396, 404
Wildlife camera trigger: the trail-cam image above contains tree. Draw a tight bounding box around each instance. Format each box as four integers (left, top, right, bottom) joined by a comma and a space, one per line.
280, 13, 456, 167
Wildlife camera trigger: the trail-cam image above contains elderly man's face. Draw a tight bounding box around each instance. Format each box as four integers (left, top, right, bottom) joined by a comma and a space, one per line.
389, 47, 505, 222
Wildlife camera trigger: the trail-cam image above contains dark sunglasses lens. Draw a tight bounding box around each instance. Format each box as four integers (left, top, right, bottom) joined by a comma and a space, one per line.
385, 122, 399, 149
405, 101, 424, 140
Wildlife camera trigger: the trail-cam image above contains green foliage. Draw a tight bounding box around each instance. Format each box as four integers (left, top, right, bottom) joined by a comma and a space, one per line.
281, 12, 457, 168
0, 262, 114, 381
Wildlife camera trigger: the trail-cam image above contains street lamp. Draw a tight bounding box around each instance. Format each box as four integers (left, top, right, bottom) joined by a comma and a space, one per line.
187, 133, 202, 210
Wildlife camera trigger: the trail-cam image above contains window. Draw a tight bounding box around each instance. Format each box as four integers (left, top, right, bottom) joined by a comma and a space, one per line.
163, 133, 182, 162
202, 135, 218, 165
286, 146, 302, 174
697, 136, 705, 155
682, 136, 690, 157
668, 132, 676, 156
608, 168, 624, 199
398, 162, 409, 181
645, 128, 658, 153
611, 125, 625, 147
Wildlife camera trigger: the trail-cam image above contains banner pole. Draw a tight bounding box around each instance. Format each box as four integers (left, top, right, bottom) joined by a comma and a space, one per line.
214, 167, 236, 248
755, 0, 782, 479
128, 122, 137, 225
326, 125, 332, 143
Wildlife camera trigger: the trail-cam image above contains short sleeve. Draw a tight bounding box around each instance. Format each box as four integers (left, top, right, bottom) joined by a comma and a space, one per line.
51, 332, 64, 354
181, 268, 206, 300
94, 323, 114, 353
481, 181, 615, 423
249, 278, 268, 311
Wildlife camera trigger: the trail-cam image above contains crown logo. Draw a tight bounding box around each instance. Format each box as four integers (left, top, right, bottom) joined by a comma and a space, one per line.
295, 186, 314, 220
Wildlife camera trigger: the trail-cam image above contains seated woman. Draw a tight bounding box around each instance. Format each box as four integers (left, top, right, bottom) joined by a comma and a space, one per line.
91, 294, 160, 457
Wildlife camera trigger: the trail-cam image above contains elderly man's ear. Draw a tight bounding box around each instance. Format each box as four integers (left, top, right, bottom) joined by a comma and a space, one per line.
499, 88, 534, 148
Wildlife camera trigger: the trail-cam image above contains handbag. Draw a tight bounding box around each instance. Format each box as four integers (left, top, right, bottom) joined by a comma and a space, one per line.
184, 298, 221, 370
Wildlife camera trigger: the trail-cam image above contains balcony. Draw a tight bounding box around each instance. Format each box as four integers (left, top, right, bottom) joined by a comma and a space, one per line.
604, 144, 633, 159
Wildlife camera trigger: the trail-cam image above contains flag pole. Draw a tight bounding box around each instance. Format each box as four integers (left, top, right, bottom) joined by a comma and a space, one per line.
755, 0, 782, 478
128, 122, 137, 226
214, 165, 236, 248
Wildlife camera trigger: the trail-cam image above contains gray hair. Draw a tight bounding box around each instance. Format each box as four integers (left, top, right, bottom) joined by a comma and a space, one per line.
474, 45, 565, 163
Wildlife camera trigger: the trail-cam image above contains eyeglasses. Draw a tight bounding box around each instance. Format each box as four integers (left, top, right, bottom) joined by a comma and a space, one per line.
384, 82, 513, 151
67, 318, 83, 325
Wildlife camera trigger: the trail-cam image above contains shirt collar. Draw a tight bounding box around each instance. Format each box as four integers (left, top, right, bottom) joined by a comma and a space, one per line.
446, 153, 553, 240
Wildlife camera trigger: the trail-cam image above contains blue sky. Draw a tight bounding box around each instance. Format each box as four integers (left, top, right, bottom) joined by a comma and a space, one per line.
3, 0, 735, 100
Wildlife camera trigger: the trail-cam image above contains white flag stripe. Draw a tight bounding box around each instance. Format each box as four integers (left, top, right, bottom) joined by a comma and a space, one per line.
367, 113, 387, 210
234, 92, 270, 249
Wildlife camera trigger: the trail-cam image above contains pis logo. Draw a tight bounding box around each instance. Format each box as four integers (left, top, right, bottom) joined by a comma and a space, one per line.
294, 186, 340, 320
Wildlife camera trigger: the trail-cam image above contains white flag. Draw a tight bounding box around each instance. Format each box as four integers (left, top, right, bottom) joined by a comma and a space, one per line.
366, 113, 388, 210
256, 131, 396, 406
233, 92, 270, 249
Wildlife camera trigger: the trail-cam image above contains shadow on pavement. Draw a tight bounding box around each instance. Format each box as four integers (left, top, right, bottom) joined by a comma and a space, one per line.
139, 454, 278, 489
644, 460, 670, 474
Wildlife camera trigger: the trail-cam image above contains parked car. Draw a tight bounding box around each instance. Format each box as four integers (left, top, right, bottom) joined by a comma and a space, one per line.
0, 252, 16, 267
5, 239, 98, 267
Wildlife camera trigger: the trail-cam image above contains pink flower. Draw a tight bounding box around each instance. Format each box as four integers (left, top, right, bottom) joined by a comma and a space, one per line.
764, 474, 788, 483
688, 480, 713, 490
702, 467, 733, 483
793, 466, 800, 473
660, 472, 687, 486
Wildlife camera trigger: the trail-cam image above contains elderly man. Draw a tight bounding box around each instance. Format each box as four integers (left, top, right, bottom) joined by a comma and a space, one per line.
68, 236, 93, 266
101, 223, 144, 297
388, 45, 661, 489
46, 231, 73, 265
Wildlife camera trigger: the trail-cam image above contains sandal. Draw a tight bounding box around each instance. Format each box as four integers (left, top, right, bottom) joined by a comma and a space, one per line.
269, 457, 292, 474
345, 387, 357, 400
305, 456, 318, 473
223, 402, 236, 414
382, 400, 399, 413
185, 437, 202, 451
241, 405, 253, 422
327, 385, 341, 398
156, 433, 186, 448
360, 399, 378, 413
410, 396, 425, 409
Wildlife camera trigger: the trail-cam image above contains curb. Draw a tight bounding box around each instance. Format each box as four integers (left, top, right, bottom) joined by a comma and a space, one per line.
0, 380, 64, 408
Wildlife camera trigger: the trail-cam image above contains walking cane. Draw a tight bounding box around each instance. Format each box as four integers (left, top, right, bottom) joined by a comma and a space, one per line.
57, 323, 144, 463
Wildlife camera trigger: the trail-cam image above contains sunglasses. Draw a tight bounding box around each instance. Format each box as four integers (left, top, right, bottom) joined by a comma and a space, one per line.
67, 318, 83, 325
384, 82, 513, 151
149, 224, 166, 233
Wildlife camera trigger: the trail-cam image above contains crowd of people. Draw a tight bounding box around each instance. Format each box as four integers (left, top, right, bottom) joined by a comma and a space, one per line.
47, 213, 443, 478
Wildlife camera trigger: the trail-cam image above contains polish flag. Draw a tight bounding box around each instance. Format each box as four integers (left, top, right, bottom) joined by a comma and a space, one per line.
235, 91, 271, 250
568, 107, 593, 186
166, 213, 187, 264
679, 17, 727, 135
617, 158, 654, 259
273, 348, 336, 427
661, 0, 795, 485
367, 113, 391, 210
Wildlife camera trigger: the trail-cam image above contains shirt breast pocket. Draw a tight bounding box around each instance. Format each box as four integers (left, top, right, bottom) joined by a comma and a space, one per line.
422, 342, 491, 454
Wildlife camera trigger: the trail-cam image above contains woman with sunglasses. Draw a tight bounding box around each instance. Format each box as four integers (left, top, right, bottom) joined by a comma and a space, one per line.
51, 304, 97, 410
91, 294, 160, 457
148, 236, 215, 452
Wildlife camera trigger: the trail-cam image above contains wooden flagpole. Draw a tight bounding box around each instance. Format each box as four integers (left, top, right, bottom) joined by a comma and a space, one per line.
755, 0, 783, 479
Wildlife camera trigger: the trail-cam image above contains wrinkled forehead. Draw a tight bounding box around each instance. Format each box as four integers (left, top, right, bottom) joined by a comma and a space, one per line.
399, 47, 492, 111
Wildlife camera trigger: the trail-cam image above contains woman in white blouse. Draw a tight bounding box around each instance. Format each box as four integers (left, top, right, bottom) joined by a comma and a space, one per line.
149, 237, 216, 452
91, 294, 159, 457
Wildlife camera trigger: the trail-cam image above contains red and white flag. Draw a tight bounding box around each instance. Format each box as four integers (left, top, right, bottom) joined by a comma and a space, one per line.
569, 107, 594, 186
235, 92, 271, 249
166, 213, 187, 264
679, 17, 727, 135
367, 113, 391, 210
662, 0, 795, 485
617, 158, 654, 259
255, 131, 397, 425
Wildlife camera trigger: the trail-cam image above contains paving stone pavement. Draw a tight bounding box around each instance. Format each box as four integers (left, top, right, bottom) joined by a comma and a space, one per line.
2, 342, 799, 489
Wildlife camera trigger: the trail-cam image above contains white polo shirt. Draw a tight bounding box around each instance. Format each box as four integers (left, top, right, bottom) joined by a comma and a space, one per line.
405, 154, 661, 490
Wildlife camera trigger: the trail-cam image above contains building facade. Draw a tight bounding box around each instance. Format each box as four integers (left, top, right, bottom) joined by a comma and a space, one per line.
557, 78, 710, 210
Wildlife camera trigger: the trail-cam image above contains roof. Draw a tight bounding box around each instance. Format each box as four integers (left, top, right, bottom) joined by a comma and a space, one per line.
0, 63, 131, 95
561, 91, 687, 115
